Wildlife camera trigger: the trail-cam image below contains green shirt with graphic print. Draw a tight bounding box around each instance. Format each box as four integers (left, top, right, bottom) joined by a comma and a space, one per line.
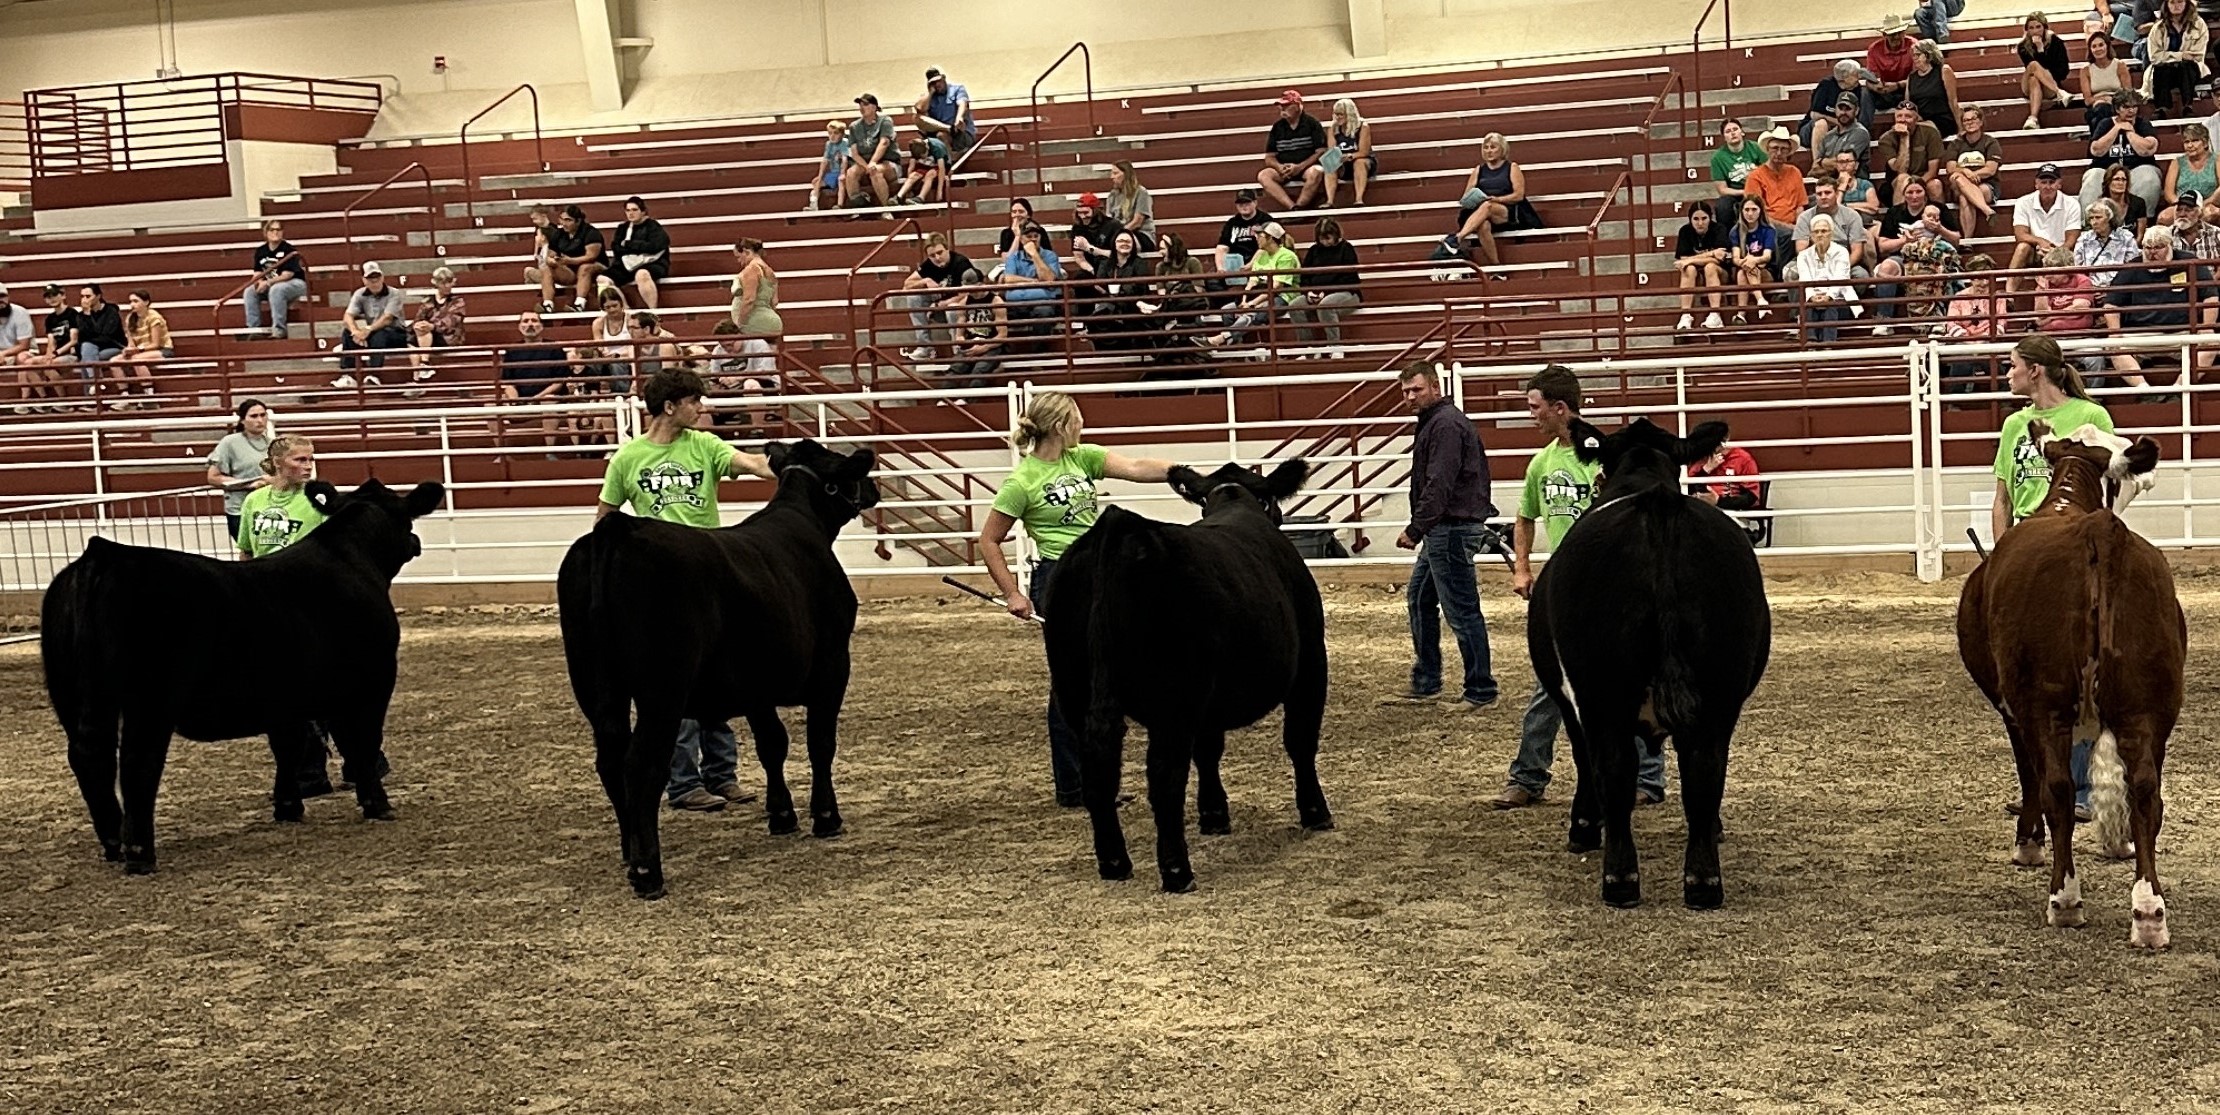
237, 484, 326, 557
991, 443, 1110, 560
599, 428, 739, 528
1995, 399, 2114, 522
1520, 438, 1603, 549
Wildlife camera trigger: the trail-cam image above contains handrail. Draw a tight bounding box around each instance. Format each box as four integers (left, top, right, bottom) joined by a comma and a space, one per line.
1584, 170, 1636, 350
340, 161, 438, 275
845, 215, 926, 348
1640, 72, 1686, 219
942, 122, 1007, 245
22, 73, 383, 178
1027, 42, 1097, 191
1689, 0, 1733, 129
458, 84, 547, 227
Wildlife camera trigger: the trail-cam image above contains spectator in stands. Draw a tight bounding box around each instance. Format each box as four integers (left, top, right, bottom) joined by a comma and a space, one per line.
75, 284, 125, 370
1323, 98, 1375, 207
844, 93, 900, 211
948, 294, 1010, 386
522, 203, 554, 287
495, 310, 575, 450
242, 219, 307, 341
2162, 122, 2220, 222
1066, 191, 1123, 287
1832, 150, 1884, 217
2036, 245, 2106, 358
2169, 190, 2220, 257
607, 196, 671, 310
1091, 231, 1157, 352
999, 197, 1037, 255
913, 67, 977, 153
1942, 106, 2003, 226
330, 263, 406, 388
1201, 221, 1300, 349
1257, 89, 1330, 211
730, 238, 782, 374
1940, 253, 2005, 349
2009, 163, 2085, 292
1745, 127, 1809, 234
2075, 198, 2142, 283
1216, 188, 1274, 273
894, 136, 951, 204
113, 289, 170, 403
206, 399, 271, 539
1905, 40, 1962, 136
2103, 225, 2216, 385
1153, 232, 1212, 352
703, 319, 776, 431
1710, 119, 1770, 225
535, 204, 606, 314
1293, 216, 1362, 354
1729, 197, 1780, 320
1871, 179, 1964, 330
403, 266, 467, 384
1865, 14, 1919, 111
1805, 61, 1872, 153
627, 311, 684, 376
1914, 0, 1964, 42
2017, 12, 2075, 130
1105, 161, 1157, 251
809, 121, 851, 211
1002, 222, 1065, 329
1877, 102, 1946, 207
2142, 0, 2209, 118
1687, 431, 1766, 546
0, 283, 40, 411
27, 284, 79, 402
1673, 203, 1732, 331
1790, 178, 1870, 282
2082, 93, 2163, 214
2081, 27, 2135, 125
1444, 132, 1540, 270
576, 287, 638, 393
1814, 95, 1872, 166
1796, 213, 1857, 343
2099, 164, 2153, 234
897, 234, 981, 362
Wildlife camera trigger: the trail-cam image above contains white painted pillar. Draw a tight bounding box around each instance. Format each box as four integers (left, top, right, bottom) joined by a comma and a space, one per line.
1347, 0, 1387, 60
575, 0, 625, 111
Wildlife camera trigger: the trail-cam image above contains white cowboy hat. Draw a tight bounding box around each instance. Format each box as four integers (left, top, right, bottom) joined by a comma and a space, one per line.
1880, 13, 1911, 34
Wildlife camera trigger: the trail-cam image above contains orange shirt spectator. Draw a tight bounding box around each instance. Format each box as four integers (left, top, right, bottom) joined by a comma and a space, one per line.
1744, 130, 1809, 228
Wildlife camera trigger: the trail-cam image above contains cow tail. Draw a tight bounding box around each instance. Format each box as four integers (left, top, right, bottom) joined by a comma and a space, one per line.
41, 544, 108, 738
1650, 495, 1705, 732
2083, 512, 2132, 852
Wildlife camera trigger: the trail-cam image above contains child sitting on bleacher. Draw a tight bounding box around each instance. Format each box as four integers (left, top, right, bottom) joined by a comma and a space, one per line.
893, 136, 951, 205
808, 121, 851, 212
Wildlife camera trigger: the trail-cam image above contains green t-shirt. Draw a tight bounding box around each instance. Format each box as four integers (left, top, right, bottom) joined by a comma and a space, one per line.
237, 484, 326, 558
1709, 140, 1767, 188
598, 428, 739, 528
991, 443, 1110, 560
1519, 439, 1603, 549
1995, 399, 2115, 522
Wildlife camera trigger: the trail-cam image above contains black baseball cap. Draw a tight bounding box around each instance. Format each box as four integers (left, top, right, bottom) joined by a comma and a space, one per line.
1235, 188, 1260, 203
1835, 93, 1859, 109
2182, 188, 2204, 207
855, 93, 879, 107
2035, 162, 2061, 180
43, 282, 65, 297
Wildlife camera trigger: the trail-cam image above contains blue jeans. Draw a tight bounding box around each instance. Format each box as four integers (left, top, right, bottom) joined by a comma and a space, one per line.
2072, 738, 2093, 809
1406, 522, 1498, 703
1914, 0, 1950, 41
338, 324, 409, 370
243, 277, 308, 333
1033, 558, 1083, 803
1508, 681, 1668, 798
79, 343, 122, 364
667, 718, 739, 802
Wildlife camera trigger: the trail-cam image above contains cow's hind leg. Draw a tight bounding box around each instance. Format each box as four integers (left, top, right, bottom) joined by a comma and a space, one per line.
749, 709, 799, 836
1146, 727, 1197, 893
1080, 699, 1132, 882
1562, 705, 1603, 855
325, 713, 395, 821
1283, 648, 1334, 832
116, 715, 174, 876
2004, 709, 2048, 868
2122, 728, 2170, 949
589, 710, 634, 865
2038, 722, 2084, 929
1582, 708, 1643, 908
1194, 731, 1230, 836
803, 698, 845, 839
265, 723, 310, 824
63, 708, 123, 862
1674, 724, 1732, 910
625, 710, 682, 899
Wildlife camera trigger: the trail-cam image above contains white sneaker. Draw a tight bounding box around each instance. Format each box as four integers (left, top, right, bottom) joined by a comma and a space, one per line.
363, 374, 383, 387
413, 367, 436, 382
1873, 324, 1896, 337
1702, 312, 1723, 329
330, 374, 358, 389
1676, 313, 1694, 330
900, 346, 934, 360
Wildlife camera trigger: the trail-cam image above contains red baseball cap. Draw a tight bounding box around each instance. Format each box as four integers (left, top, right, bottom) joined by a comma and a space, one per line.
1077, 191, 1101, 207
1276, 89, 1303, 105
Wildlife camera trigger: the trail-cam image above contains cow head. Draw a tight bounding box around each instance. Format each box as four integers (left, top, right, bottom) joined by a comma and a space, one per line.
1167, 459, 1308, 524
2034, 420, 2159, 513
1566, 417, 1729, 500
306, 478, 444, 579
767, 439, 881, 530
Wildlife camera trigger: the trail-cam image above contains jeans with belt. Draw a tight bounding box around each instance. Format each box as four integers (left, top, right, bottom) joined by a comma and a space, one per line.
1406, 521, 1498, 703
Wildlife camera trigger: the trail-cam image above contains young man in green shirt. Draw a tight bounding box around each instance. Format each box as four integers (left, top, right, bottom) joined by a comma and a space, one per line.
596, 367, 777, 812
1494, 366, 1667, 810
1709, 119, 1769, 224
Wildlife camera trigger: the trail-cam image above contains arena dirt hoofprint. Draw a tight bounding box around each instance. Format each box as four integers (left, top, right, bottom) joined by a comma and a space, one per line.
3, 573, 2219, 1113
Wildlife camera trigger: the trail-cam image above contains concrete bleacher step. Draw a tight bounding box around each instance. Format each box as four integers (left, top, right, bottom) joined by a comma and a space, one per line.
477, 173, 589, 192
409, 228, 506, 248
1036, 137, 1137, 158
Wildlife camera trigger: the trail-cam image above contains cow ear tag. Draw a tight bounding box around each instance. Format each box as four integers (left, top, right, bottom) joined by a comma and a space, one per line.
1582, 437, 1600, 450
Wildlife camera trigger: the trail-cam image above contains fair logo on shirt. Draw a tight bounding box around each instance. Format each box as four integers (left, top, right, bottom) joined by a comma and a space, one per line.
636, 461, 708, 514
1040, 473, 1098, 526
2010, 433, 2051, 490
249, 506, 302, 551
1541, 470, 1592, 520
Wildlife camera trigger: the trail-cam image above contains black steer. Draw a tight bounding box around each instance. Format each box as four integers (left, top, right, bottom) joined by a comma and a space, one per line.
558, 439, 879, 899
42, 478, 444, 874
1045, 459, 1333, 893
1528, 418, 1770, 909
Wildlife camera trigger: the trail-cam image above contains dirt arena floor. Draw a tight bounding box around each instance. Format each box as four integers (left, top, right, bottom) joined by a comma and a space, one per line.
5, 572, 2220, 1113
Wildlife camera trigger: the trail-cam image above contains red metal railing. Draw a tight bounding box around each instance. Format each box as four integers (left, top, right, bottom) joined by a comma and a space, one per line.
207, 248, 313, 359
845, 215, 928, 347
1027, 42, 1098, 188
1640, 73, 1688, 218
1689, 0, 1734, 127
1585, 170, 1637, 350
340, 162, 439, 275
24, 72, 383, 177
0, 101, 30, 193
458, 84, 548, 227
942, 122, 1007, 244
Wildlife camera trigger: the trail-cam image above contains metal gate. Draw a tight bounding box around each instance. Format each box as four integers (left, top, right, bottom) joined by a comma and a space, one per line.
0, 486, 229, 645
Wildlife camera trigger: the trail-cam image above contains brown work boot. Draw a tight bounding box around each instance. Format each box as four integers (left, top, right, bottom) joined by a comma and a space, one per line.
668, 787, 727, 812
1491, 784, 1542, 810
709, 781, 758, 806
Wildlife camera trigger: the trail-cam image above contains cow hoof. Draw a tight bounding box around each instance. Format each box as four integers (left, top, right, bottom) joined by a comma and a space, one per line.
273, 800, 305, 823
812, 815, 844, 839
1683, 874, 1724, 910
122, 848, 156, 876
361, 804, 397, 822
99, 840, 122, 863
1567, 822, 1602, 855
1097, 856, 1133, 881
2047, 902, 2086, 929
628, 866, 665, 900
1160, 868, 1197, 894
1300, 809, 1336, 832
767, 811, 801, 836
1601, 871, 1640, 908
2011, 841, 2047, 868
2131, 886, 2170, 950
1198, 812, 1232, 836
